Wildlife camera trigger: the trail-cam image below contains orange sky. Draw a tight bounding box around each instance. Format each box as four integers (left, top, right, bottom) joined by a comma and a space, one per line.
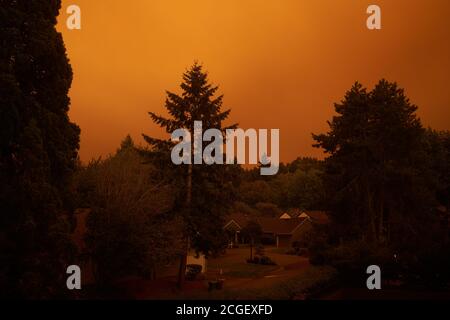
58, 0, 450, 163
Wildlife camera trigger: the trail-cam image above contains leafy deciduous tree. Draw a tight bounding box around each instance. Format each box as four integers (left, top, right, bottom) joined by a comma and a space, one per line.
74, 137, 183, 287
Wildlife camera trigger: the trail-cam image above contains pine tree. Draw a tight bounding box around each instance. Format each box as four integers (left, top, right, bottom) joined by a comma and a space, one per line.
143, 63, 237, 287
0, 0, 80, 298
313, 80, 433, 246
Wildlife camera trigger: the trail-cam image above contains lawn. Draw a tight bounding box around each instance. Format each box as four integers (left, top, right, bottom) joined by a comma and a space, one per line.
175, 264, 337, 300
131, 246, 336, 300
221, 262, 279, 278
207, 247, 279, 278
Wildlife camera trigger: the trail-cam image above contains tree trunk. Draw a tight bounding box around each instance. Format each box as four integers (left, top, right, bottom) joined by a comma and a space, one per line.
378, 195, 384, 245
187, 163, 192, 205
177, 163, 192, 289
177, 253, 187, 289
367, 182, 377, 242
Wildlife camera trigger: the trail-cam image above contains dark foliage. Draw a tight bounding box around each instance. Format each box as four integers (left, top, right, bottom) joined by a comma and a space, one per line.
72, 138, 183, 287
143, 62, 238, 257
0, 0, 80, 298
312, 80, 450, 288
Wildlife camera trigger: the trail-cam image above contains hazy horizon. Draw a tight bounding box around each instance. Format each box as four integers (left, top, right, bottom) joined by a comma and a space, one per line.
58, 0, 450, 163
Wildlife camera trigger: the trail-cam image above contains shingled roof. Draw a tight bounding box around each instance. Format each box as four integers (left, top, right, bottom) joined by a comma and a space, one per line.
301, 210, 329, 224
224, 213, 309, 235
257, 217, 307, 235
224, 213, 253, 230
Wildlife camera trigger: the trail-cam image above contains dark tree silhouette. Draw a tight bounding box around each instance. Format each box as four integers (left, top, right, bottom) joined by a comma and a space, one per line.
0, 1, 80, 298
143, 62, 238, 287
73, 136, 183, 287
313, 80, 443, 248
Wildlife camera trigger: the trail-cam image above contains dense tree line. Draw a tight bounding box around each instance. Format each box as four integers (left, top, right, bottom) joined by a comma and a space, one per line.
234, 157, 325, 217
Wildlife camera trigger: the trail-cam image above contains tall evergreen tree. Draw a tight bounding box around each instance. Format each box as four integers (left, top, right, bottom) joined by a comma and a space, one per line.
143, 63, 237, 287
313, 80, 435, 246
313, 81, 450, 286
0, 0, 80, 297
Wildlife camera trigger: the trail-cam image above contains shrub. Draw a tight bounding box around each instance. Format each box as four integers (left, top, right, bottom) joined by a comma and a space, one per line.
259, 256, 277, 265
247, 255, 276, 265
247, 256, 260, 264
285, 249, 297, 255
292, 241, 301, 249
261, 236, 276, 246
287, 245, 309, 256
319, 240, 394, 284
297, 248, 309, 256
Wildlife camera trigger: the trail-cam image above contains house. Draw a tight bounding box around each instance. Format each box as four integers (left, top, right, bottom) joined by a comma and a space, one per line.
280, 209, 330, 224
223, 213, 253, 246
224, 209, 331, 248
223, 213, 311, 248
257, 217, 310, 248
279, 208, 303, 219
298, 210, 330, 224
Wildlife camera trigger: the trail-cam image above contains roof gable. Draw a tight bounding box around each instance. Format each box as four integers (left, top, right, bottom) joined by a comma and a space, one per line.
224, 219, 242, 231
258, 217, 306, 235
303, 210, 329, 224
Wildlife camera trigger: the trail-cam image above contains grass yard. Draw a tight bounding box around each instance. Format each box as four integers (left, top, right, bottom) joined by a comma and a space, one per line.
207, 246, 280, 278
208, 246, 307, 271
222, 263, 279, 278
131, 245, 336, 300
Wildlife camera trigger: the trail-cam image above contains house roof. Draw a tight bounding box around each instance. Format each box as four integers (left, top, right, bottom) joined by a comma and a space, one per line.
300, 210, 329, 224
257, 217, 307, 235
224, 213, 309, 235
279, 212, 292, 219
279, 208, 303, 219
224, 213, 253, 230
